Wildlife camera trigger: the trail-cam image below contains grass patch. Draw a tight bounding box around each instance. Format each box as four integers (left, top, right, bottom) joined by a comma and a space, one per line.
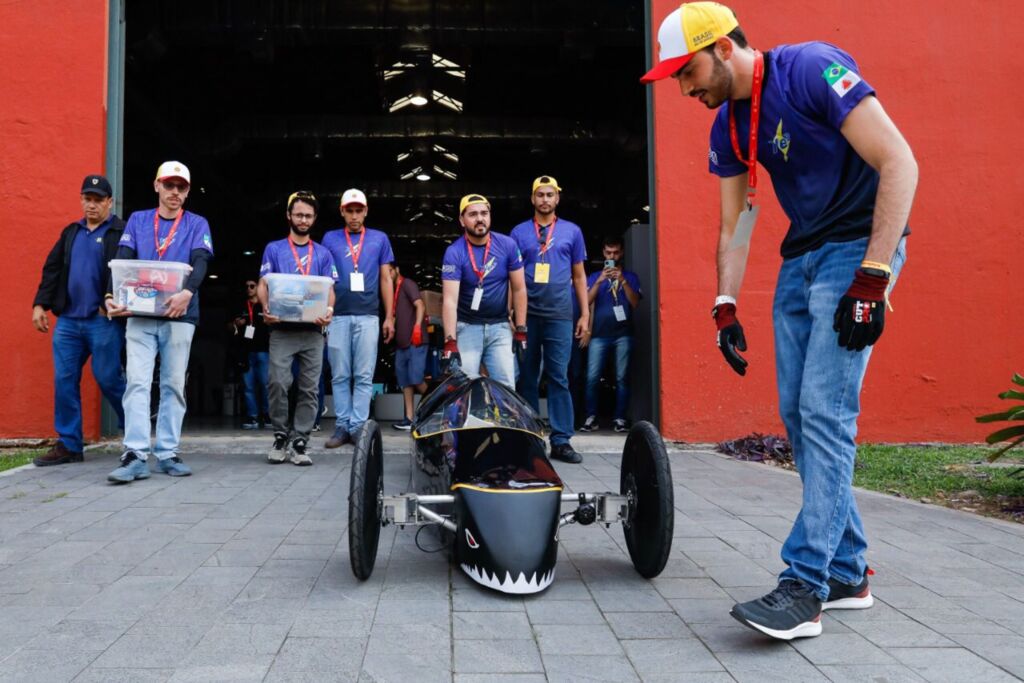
854, 444, 1024, 521
0, 449, 41, 473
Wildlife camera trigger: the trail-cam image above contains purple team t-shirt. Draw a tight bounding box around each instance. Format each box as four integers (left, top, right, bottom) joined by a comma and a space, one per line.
321, 227, 395, 316
259, 238, 338, 280
587, 270, 643, 339
441, 232, 523, 325
709, 42, 885, 258
509, 217, 586, 320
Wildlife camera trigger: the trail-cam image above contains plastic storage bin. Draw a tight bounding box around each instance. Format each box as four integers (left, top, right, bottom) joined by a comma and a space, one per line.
264, 273, 333, 322
109, 259, 193, 316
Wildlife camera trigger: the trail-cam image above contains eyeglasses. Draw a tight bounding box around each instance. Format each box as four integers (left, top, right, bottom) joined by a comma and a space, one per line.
161, 180, 189, 192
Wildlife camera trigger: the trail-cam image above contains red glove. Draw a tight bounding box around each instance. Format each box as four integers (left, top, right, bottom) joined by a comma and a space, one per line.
833, 268, 889, 351
712, 303, 748, 376
411, 325, 423, 347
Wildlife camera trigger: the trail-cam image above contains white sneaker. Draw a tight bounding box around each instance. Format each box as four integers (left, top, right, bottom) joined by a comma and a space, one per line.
268, 432, 288, 464
289, 438, 313, 466
580, 416, 599, 432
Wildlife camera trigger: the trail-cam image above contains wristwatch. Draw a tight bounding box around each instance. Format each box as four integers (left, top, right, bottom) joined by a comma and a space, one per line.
860, 266, 890, 280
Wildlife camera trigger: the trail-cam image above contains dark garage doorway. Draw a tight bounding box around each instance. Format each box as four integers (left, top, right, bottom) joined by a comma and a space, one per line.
120, 0, 654, 428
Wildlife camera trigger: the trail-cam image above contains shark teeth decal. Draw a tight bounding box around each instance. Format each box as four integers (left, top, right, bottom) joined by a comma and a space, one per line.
460, 564, 555, 594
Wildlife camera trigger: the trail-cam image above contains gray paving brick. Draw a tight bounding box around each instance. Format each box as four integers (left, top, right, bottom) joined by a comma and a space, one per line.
524, 599, 603, 625
92, 626, 205, 669
667, 597, 736, 624
270, 636, 366, 673
790, 632, 897, 665
454, 611, 533, 640
848, 619, 957, 648
604, 612, 694, 640
454, 675, 547, 683
533, 623, 623, 656
621, 638, 723, 675
716, 648, 831, 683
591, 589, 673, 612
889, 647, 1022, 682
541, 654, 640, 682
166, 663, 270, 682
70, 668, 174, 682
650, 577, 731, 600
454, 639, 543, 674
22, 618, 129, 653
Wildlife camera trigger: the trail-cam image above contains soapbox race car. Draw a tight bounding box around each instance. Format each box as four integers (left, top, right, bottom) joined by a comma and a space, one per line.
347, 372, 674, 594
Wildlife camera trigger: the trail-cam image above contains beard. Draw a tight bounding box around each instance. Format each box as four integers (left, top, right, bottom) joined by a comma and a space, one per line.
290, 222, 311, 235
701, 53, 733, 109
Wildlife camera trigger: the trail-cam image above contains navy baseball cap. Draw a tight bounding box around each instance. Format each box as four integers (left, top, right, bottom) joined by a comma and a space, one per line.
81, 175, 112, 197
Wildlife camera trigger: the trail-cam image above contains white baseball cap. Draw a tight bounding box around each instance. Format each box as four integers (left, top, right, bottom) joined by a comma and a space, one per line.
155, 161, 191, 185
640, 2, 739, 83
340, 188, 367, 207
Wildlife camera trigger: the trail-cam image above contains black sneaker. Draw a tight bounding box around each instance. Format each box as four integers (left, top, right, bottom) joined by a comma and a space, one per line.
550, 443, 582, 464
824, 569, 874, 611
730, 580, 823, 640
289, 438, 312, 466
580, 416, 599, 432
241, 416, 259, 430
392, 418, 412, 431
613, 419, 628, 433
34, 442, 84, 467
268, 432, 288, 464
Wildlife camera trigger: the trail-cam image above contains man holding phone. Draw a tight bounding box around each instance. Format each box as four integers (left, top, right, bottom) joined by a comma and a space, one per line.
581, 235, 642, 433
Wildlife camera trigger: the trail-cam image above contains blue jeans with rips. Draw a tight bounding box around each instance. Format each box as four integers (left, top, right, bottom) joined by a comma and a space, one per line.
774, 236, 907, 599
243, 351, 269, 417
52, 315, 126, 452
327, 315, 379, 434
456, 321, 514, 389
122, 317, 195, 461
517, 315, 574, 446
584, 335, 633, 420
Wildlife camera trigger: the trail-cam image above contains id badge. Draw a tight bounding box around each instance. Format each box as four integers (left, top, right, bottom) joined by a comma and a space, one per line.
471, 286, 483, 311
728, 204, 760, 250
244, 325, 256, 339
350, 271, 365, 292
613, 305, 627, 322
534, 262, 550, 284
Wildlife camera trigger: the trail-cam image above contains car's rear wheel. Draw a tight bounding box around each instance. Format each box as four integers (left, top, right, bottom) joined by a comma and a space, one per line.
349, 420, 384, 580
620, 421, 674, 578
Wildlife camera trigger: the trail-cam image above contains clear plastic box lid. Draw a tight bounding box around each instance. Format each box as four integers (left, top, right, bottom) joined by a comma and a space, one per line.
109, 259, 194, 273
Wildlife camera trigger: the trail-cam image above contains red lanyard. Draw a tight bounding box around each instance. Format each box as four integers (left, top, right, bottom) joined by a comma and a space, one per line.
153, 210, 184, 260
465, 235, 492, 284
533, 218, 557, 259
392, 275, 404, 313
728, 50, 764, 204
246, 300, 254, 325
288, 236, 313, 276
344, 229, 366, 271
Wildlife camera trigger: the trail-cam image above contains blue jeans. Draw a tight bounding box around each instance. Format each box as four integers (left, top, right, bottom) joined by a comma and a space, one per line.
52, 316, 126, 452
585, 335, 633, 420
774, 236, 907, 599
122, 317, 195, 460
456, 321, 514, 389
518, 315, 574, 446
327, 315, 379, 433
243, 351, 269, 417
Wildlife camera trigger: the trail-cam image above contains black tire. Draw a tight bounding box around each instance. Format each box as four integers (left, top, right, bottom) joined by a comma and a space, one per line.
620, 421, 674, 578
349, 420, 384, 580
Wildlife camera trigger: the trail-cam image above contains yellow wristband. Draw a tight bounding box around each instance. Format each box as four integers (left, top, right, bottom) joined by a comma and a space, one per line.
860, 260, 892, 274
104, 293, 114, 299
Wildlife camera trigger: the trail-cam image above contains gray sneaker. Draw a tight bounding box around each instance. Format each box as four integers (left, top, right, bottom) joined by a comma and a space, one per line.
268, 432, 288, 464
289, 438, 313, 466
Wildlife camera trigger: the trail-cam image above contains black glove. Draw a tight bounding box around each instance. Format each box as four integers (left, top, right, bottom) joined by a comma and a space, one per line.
712, 303, 748, 376
833, 268, 889, 351
441, 337, 461, 374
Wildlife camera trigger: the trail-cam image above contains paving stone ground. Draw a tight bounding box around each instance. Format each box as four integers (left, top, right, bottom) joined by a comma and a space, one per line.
1, 429, 1022, 682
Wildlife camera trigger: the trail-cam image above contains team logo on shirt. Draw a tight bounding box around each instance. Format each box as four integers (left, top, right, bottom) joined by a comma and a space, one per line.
709, 148, 720, 166
772, 119, 791, 162
442, 264, 457, 275
822, 62, 861, 98
331, 265, 338, 279
346, 244, 362, 259
483, 256, 497, 277
202, 234, 212, 249
119, 233, 132, 244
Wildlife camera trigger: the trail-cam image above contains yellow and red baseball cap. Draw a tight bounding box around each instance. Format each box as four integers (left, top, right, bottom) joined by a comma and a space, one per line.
459, 193, 490, 214
640, 2, 738, 83
155, 161, 191, 185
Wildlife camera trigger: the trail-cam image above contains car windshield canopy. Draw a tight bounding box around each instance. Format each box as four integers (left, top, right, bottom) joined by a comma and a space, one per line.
413, 372, 544, 438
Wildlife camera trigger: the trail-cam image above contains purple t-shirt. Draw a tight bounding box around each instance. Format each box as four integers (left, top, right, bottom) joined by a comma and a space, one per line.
587, 270, 643, 338
509, 217, 586, 320
709, 42, 882, 258
120, 209, 213, 263
259, 238, 337, 280
321, 228, 395, 316
394, 276, 428, 350
120, 208, 213, 323
441, 233, 523, 324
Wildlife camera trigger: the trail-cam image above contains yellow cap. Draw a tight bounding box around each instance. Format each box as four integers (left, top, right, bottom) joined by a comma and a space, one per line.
532, 175, 562, 193
641, 2, 739, 83
459, 193, 490, 214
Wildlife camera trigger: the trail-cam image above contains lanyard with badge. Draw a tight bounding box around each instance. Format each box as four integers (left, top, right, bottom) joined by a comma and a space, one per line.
609, 277, 628, 322
153, 210, 184, 260
727, 50, 764, 249
244, 299, 257, 340
345, 229, 366, 292
532, 217, 556, 284
466, 235, 492, 311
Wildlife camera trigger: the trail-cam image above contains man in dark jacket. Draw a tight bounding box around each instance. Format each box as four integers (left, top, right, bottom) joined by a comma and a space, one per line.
31, 174, 127, 466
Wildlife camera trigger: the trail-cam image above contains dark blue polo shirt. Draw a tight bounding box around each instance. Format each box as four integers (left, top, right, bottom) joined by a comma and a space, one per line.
65, 216, 114, 318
